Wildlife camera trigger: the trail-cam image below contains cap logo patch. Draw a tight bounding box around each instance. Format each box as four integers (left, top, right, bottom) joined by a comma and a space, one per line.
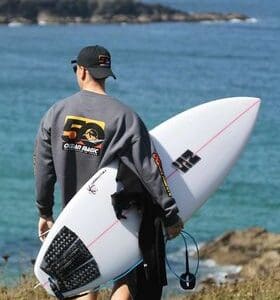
98, 55, 110, 67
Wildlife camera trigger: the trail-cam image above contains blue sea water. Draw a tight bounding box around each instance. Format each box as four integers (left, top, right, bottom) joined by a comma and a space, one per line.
0, 0, 279, 296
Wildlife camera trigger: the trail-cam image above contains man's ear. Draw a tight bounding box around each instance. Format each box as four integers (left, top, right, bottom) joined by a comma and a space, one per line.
81, 67, 87, 80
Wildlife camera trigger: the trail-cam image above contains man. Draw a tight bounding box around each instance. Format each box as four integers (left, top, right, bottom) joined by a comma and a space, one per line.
34, 45, 183, 300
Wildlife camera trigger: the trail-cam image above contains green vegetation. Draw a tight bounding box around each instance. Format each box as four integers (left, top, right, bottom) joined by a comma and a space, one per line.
1, 272, 279, 300
0, 274, 111, 300
0, 0, 179, 22
0, 0, 127, 19
175, 272, 280, 300
0, 0, 248, 24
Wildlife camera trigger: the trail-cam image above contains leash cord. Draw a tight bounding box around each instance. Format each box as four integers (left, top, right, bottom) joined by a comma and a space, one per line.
165, 230, 200, 281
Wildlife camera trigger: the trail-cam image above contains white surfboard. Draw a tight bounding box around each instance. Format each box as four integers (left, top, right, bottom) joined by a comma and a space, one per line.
34, 97, 260, 298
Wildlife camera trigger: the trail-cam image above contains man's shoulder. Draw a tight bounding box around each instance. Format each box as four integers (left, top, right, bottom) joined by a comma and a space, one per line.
53, 92, 132, 113
97, 94, 140, 122
44, 91, 141, 125
52, 92, 81, 110
39, 93, 80, 123
108, 97, 136, 114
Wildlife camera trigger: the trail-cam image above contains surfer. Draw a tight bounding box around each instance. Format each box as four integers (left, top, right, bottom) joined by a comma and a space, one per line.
34, 45, 183, 300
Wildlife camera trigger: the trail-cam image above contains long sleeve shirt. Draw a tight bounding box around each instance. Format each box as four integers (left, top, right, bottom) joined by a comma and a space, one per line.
34, 90, 179, 226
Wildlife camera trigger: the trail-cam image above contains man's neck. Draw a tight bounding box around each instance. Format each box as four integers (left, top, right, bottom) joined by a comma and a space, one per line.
81, 81, 106, 95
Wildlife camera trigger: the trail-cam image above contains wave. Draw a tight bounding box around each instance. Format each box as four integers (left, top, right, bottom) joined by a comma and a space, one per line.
200, 20, 226, 25
38, 20, 47, 26
166, 244, 242, 286
200, 17, 258, 25
200, 263, 242, 284
230, 17, 258, 24
246, 18, 258, 23
8, 22, 24, 27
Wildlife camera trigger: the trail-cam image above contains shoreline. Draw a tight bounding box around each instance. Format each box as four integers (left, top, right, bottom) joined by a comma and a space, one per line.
3, 17, 257, 28
1, 13, 250, 26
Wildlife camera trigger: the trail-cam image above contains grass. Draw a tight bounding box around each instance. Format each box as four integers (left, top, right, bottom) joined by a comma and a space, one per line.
1, 272, 280, 300
0, 275, 111, 300
172, 273, 280, 300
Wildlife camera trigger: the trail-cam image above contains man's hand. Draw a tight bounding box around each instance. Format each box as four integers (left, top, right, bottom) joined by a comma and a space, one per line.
165, 217, 184, 240
38, 216, 54, 242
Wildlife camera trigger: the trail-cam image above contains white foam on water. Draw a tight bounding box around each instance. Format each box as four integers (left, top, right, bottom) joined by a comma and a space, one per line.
201, 18, 258, 25
247, 18, 258, 24
229, 18, 243, 24
166, 244, 242, 288
200, 20, 226, 25
200, 258, 217, 268
38, 21, 47, 26
8, 22, 23, 27
197, 261, 242, 285
230, 17, 258, 24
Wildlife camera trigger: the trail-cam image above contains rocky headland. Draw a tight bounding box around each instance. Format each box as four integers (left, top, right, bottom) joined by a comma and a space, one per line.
0, 0, 249, 25
199, 227, 280, 283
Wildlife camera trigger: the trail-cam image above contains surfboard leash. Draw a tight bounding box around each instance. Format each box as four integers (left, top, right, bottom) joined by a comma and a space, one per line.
166, 230, 200, 290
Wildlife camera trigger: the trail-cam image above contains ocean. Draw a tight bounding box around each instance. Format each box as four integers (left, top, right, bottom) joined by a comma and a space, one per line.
0, 0, 279, 297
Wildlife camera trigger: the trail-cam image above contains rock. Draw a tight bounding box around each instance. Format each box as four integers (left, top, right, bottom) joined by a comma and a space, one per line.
2, 255, 10, 263
187, 12, 248, 22
240, 251, 280, 279
0, 15, 8, 24
199, 227, 280, 280
37, 11, 59, 24
137, 14, 151, 24
201, 276, 217, 286
90, 15, 106, 24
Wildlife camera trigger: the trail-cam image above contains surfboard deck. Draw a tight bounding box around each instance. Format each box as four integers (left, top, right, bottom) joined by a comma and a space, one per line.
34, 97, 261, 297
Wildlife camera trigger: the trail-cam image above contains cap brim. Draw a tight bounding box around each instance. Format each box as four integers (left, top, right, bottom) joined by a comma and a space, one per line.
88, 67, 116, 80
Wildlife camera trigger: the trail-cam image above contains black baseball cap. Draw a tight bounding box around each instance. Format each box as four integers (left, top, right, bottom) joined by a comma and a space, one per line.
71, 45, 116, 80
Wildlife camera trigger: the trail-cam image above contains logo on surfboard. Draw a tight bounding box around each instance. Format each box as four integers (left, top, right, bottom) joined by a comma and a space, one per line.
172, 150, 201, 173
87, 169, 107, 196
152, 152, 172, 197
62, 116, 105, 156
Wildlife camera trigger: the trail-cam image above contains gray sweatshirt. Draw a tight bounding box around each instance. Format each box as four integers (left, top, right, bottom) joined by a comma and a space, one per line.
34, 90, 179, 226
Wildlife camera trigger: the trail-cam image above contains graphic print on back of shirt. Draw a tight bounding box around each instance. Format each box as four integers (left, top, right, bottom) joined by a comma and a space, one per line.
62, 116, 105, 156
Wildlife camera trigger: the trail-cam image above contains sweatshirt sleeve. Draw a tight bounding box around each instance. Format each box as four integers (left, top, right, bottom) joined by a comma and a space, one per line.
33, 109, 57, 218
118, 117, 180, 227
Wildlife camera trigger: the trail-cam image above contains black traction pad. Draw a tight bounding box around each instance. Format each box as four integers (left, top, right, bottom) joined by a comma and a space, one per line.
40, 226, 100, 293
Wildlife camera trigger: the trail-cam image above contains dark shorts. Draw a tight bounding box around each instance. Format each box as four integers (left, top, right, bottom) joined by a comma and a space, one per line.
114, 264, 163, 300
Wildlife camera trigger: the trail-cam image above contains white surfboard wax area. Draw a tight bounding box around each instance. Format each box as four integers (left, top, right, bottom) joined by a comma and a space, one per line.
34, 97, 261, 298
